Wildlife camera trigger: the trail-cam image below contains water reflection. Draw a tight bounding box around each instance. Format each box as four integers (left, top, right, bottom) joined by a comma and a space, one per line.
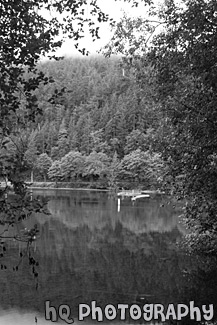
0, 190, 216, 324
40, 190, 185, 234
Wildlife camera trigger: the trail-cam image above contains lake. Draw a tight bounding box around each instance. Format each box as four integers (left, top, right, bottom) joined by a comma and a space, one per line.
0, 189, 216, 325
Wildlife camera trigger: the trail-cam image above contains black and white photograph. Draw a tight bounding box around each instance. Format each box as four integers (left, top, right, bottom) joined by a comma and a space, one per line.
0, 0, 217, 324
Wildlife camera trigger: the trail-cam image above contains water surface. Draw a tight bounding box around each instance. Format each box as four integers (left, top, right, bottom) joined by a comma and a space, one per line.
0, 190, 216, 324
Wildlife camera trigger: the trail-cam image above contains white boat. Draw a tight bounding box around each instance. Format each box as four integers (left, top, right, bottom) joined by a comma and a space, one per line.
131, 194, 150, 201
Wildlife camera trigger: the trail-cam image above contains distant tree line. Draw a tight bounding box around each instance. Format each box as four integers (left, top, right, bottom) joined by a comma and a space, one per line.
1, 56, 165, 189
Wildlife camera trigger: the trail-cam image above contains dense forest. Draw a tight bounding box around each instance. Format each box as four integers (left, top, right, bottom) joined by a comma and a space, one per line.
2, 56, 165, 189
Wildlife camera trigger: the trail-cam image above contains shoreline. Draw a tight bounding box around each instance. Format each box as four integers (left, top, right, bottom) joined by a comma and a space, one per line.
26, 181, 112, 192
28, 186, 110, 192
1, 181, 165, 194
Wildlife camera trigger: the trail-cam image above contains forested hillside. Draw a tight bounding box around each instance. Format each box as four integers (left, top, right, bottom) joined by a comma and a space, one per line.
5, 56, 164, 189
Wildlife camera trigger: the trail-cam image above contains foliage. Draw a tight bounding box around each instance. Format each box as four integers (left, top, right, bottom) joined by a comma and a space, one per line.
90, 129, 110, 153
59, 150, 85, 181
106, 0, 217, 254
148, 0, 217, 254
47, 160, 63, 182
53, 119, 70, 160
31, 56, 161, 159
36, 153, 52, 181
82, 151, 110, 180
10, 54, 164, 189
107, 152, 120, 189
124, 129, 150, 154
24, 131, 38, 169
117, 149, 164, 187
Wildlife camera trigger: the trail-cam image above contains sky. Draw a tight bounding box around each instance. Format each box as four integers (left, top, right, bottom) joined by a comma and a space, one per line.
55, 0, 164, 57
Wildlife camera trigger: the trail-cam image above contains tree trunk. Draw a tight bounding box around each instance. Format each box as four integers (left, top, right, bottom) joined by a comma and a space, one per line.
31, 170, 34, 183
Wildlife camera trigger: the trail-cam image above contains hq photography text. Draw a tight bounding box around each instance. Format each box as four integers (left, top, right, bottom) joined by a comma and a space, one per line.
44, 300, 214, 324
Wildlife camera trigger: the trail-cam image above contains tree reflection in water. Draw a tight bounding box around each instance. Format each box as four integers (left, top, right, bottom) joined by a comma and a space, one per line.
0, 189, 216, 324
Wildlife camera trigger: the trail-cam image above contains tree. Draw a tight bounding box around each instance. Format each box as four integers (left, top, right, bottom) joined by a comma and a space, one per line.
118, 149, 164, 188
24, 131, 38, 182
59, 150, 85, 181
36, 153, 52, 181
90, 129, 110, 153
76, 112, 93, 154
108, 0, 217, 254
145, 0, 217, 254
124, 129, 149, 154
82, 151, 110, 181
56, 119, 70, 159
107, 151, 120, 189
48, 160, 63, 182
